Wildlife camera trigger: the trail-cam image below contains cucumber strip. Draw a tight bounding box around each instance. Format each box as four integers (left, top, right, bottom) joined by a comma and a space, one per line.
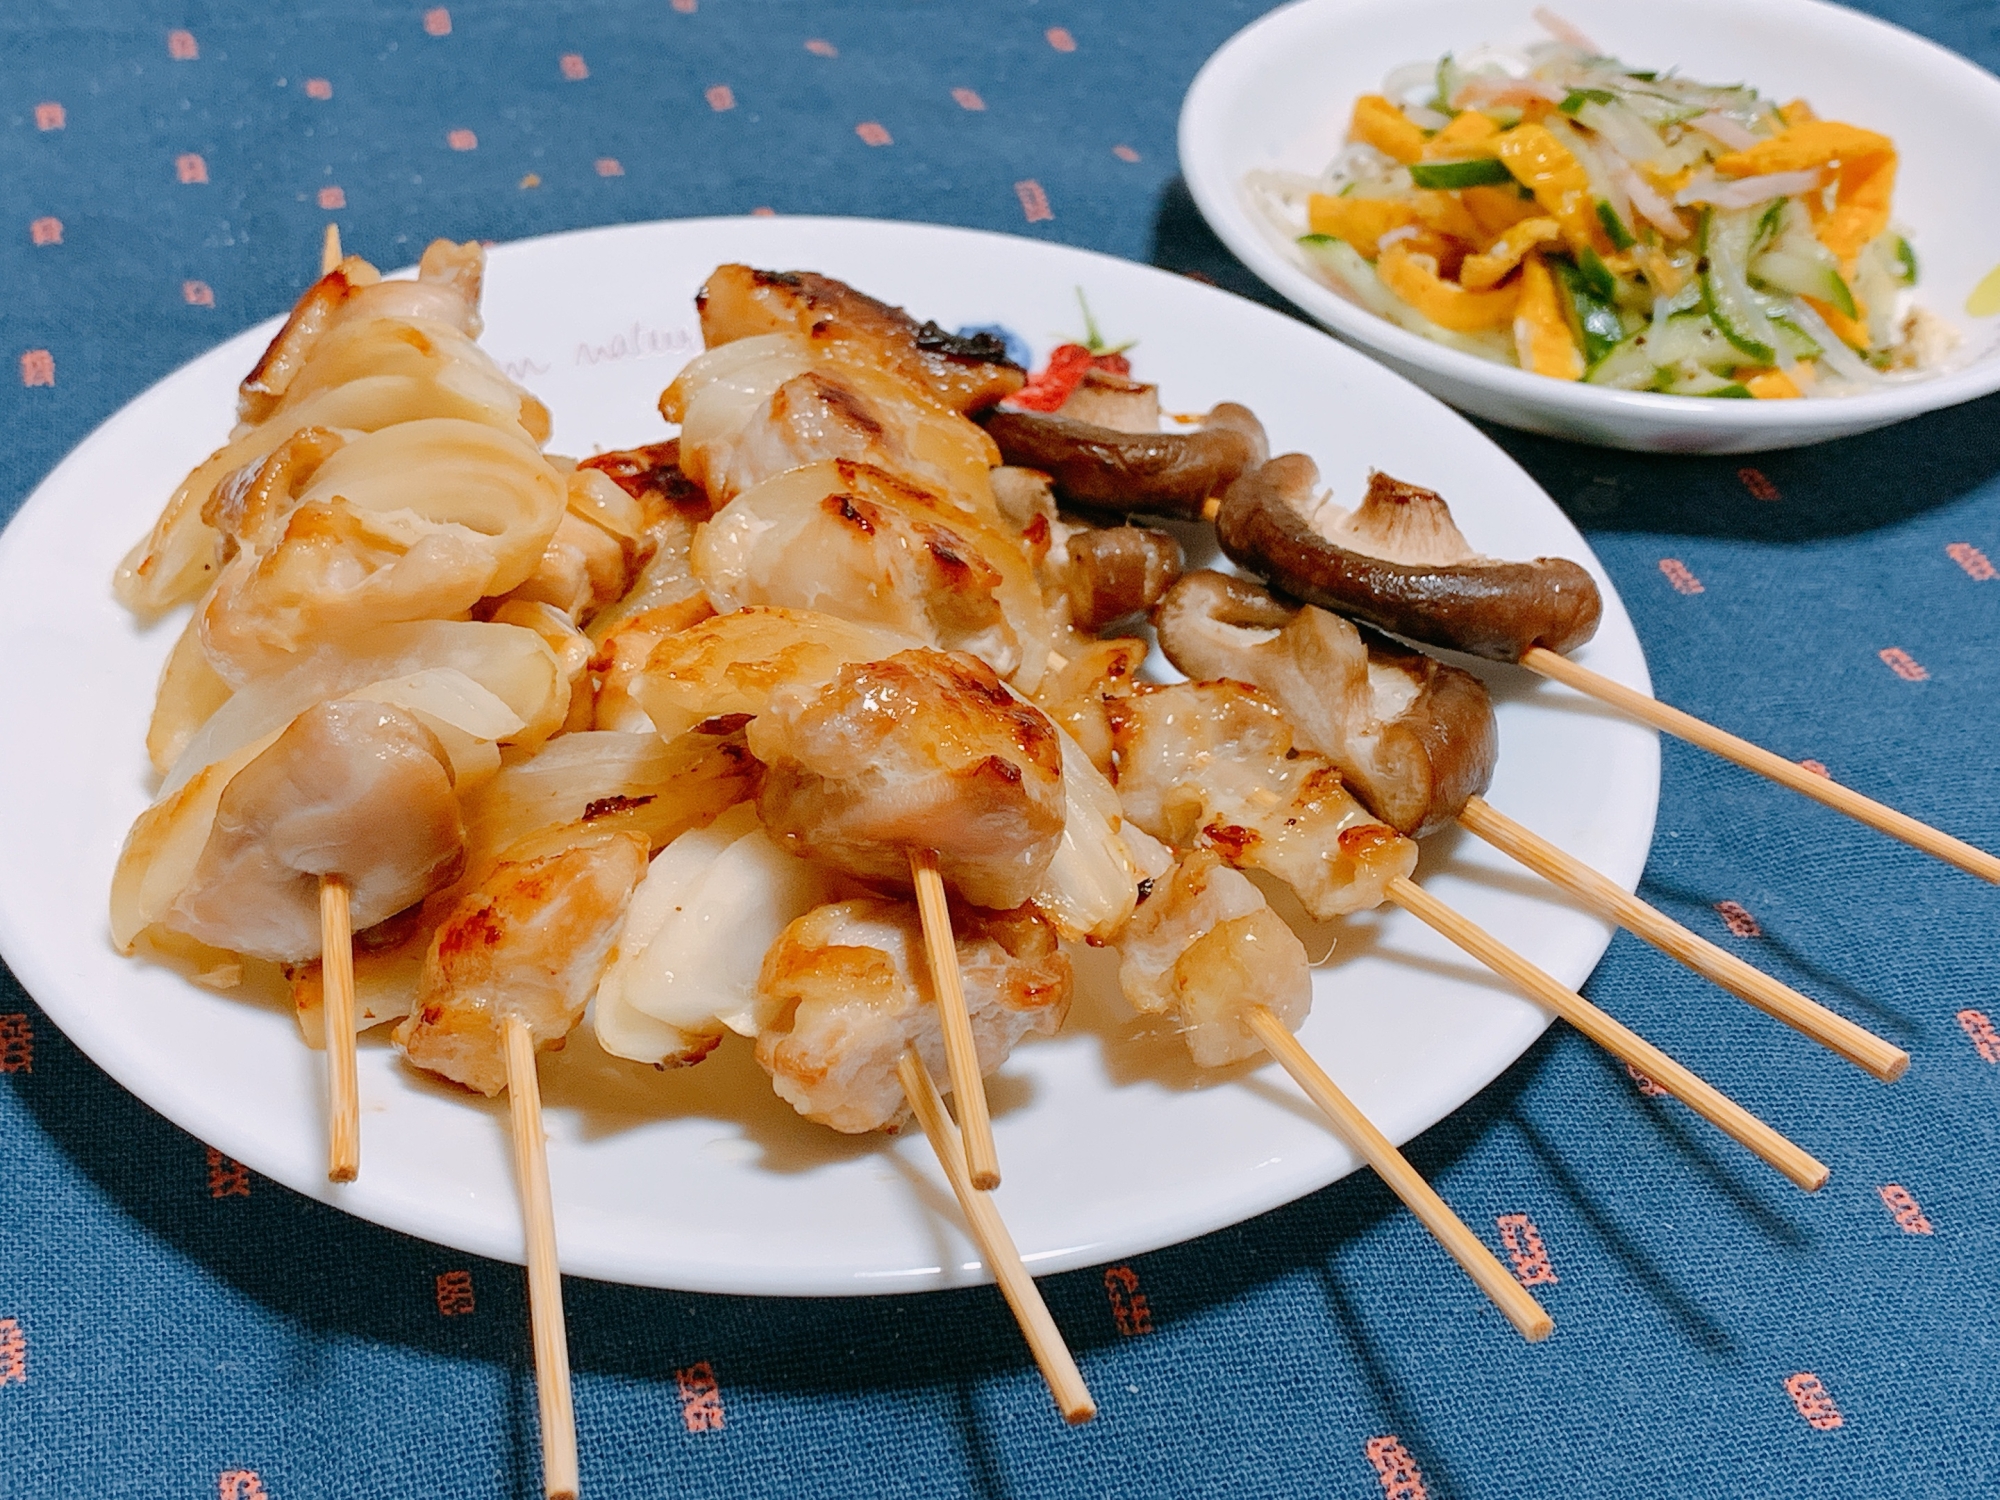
1586, 313, 1742, 386
1576, 247, 1618, 302
1894, 236, 1918, 286
1749, 249, 1857, 317
1408, 157, 1513, 189
1657, 369, 1753, 398
1699, 206, 1782, 364
1753, 199, 1786, 251
1553, 257, 1628, 366
1560, 88, 1617, 113
1595, 199, 1636, 250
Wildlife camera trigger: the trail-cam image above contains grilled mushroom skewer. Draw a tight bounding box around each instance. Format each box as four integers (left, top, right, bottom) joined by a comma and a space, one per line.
1209, 454, 2000, 887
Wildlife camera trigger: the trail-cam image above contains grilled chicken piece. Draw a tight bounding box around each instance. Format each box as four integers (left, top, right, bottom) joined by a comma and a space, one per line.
396, 826, 649, 1095
756, 896, 1070, 1132
693, 459, 1052, 692
1115, 849, 1311, 1068
161, 700, 465, 962
750, 649, 1067, 911
1107, 680, 1417, 920
662, 334, 1004, 522
198, 417, 567, 686
695, 264, 1026, 414
1153, 570, 1498, 837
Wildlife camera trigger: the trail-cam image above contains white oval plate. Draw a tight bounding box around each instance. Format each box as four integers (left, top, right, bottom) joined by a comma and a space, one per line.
0, 217, 1656, 1294
1180, 0, 2000, 453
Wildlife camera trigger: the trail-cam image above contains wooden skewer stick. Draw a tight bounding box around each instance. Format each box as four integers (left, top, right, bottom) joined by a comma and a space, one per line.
1245, 1007, 1552, 1341
320, 876, 360, 1182
503, 1016, 581, 1500
896, 1047, 1096, 1423
320, 221, 342, 276
1385, 875, 1828, 1192
909, 849, 1002, 1190
1522, 646, 2000, 887
1457, 796, 1910, 1083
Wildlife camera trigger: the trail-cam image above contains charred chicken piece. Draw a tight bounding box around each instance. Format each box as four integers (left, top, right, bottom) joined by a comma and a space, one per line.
756, 897, 1071, 1132
1216, 460, 1603, 662
695, 264, 1026, 414
1115, 849, 1312, 1068
396, 826, 649, 1096
1153, 571, 1498, 837
984, 403, 1268, 522
692, 459, 1052, 692
161, 700, 466, 962
750, 648, 1067, 912
1106, 679, 1416, 920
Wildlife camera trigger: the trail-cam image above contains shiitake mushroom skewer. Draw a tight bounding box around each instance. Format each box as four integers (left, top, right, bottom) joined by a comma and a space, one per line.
1209, 454, 2000, 889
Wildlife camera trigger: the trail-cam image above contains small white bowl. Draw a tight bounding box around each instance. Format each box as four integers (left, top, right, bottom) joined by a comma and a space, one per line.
1180, 0, 2000, 452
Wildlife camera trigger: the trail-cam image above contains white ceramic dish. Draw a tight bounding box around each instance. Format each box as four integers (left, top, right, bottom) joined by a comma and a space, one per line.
0, 217, 1658, 1294
1180, 0, 2000, 453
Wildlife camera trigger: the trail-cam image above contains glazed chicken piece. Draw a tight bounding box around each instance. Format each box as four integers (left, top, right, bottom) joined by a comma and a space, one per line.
198, 417, 568, 686
396, 825, 649, 1096
159, 700, 465, 962
118, 241, 551, 615
693, 458, 1053, 692
750, 648, 1067, 912
661, 333, 1005, 522
574, 439, 721, 731
1107, 680, 1417, 920
694, 264, 1027, 415
1153, 571, 1498, 837
756, 896, 1071, 1132
1115, 849, 1311, 1068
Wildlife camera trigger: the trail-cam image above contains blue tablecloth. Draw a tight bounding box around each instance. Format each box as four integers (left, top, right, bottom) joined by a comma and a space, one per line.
5, 3, 1999, 1495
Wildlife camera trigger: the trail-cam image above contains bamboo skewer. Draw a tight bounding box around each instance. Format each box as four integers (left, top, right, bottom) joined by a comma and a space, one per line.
504, 1016, 581, 1500
321, 221, 342, 275
1246, 1007, 1553, 1341
1385, 875, 1828, 1192
896, 1047, 1096, 1423
320, 876, 360, 1182
1457, 796, 1909, 1083
909, 850, 1002, 1190
1521, 646, 2000, 886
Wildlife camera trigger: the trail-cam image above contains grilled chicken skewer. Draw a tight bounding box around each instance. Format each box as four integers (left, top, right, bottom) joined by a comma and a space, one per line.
1047, 637, 1828, 1192
1154, 568, 1908, 1083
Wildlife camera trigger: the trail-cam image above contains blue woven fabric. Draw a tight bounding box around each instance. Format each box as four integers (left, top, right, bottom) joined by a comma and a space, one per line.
5, 3, 2000, 1495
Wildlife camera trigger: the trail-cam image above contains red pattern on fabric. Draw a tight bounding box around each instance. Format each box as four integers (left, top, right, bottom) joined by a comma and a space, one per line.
1947, 542, 1995, 580
1785, 1373, 1844, 1430
856, 121, 892, 146
0, 1320, 23, 1387
1364, 1436, 1428, 1499
168, 29, 198, 59
19, 352, 53, 388
30, 217, 63, 246
1658, 558, 1704, 594
1738, 467, 1781, 501
1714, 901, 1762, 938
1104, 1265, 1155, 1335
305, 78, 332, 99
35, 103, 64, 131
177, 154, 208, 184
1014, 179, 1052, 222
435, 1270, 476, 1316
953, 87, 985, 111
707, 85, 735, 111
1878, 1184, 1934, 1235
677, 1361, 725, 1431
560, 53, 589, 80
423, 8, 451, 36
1956, 1010, 2000, 1063
1045, 27, 1077, 52
183, 280, 214, 306
206, 1147, 250, 1199
1879, 647, 1928, 681
317, 186, 345, 209
1496, 1214, 1558, 1286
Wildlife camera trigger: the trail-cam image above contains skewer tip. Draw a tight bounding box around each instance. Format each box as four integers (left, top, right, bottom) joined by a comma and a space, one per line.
320, 222, 342, 276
